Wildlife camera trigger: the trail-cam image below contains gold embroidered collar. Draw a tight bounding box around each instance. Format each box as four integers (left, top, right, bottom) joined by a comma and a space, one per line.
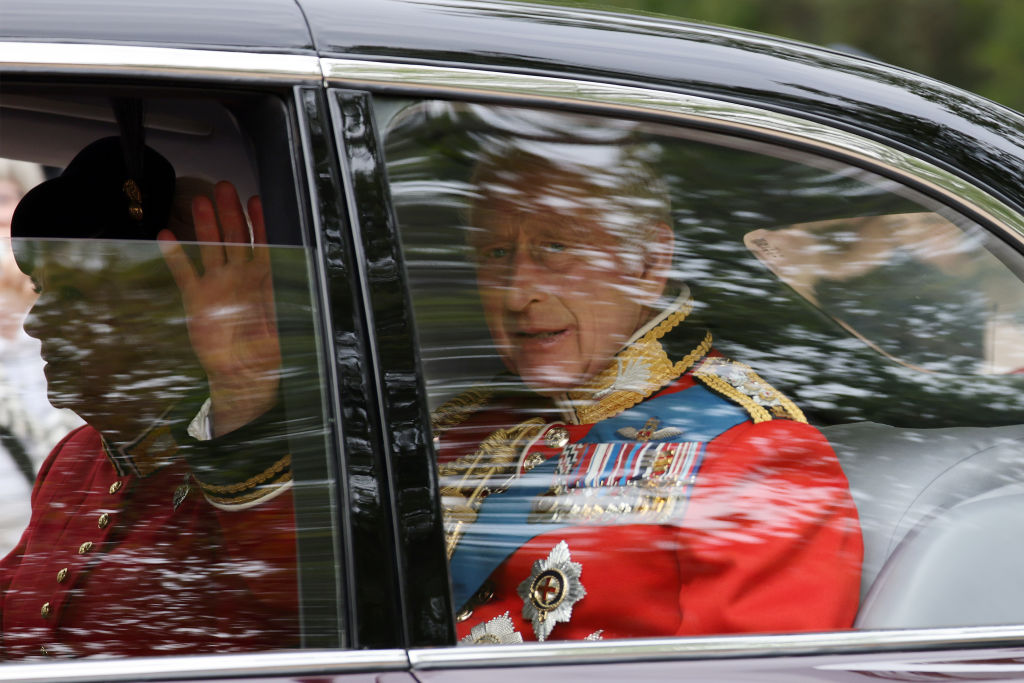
563, 298, 712, 424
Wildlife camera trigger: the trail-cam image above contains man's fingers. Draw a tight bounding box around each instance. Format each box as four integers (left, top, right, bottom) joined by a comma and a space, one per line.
214, 181, 252, 264
192, 195, 225, 273
158, 228, 197, 294
248, 195, 271, 266
214, 181, 248, 242
248, 196, 266, 244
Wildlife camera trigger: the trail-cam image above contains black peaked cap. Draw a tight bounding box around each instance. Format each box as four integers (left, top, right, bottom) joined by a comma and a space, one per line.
11, 137, 175, 243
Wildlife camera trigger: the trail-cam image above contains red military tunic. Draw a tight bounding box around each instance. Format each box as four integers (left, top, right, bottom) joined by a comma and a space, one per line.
435, 306, 862, 644
0, 415, 297, 659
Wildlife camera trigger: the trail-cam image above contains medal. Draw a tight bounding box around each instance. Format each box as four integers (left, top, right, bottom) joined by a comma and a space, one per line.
517, 541, 586, 641
460, 612, 524, 645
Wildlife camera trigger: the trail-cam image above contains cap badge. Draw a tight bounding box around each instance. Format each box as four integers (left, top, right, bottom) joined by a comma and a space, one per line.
517, 540, 585, 641
122, 179, 143, 221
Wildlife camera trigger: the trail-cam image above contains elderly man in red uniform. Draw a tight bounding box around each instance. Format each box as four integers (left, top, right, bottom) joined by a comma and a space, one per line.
1, 138, 295, 658
434, 141, 863, 644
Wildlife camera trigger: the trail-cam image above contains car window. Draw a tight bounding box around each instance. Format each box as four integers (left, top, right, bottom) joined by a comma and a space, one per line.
377, 99, 1024, 643
0, 87, 344, 659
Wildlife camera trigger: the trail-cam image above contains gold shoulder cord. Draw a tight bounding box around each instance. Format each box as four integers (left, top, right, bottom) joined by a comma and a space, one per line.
431, 387, 496, 437
194, 454, 293, 494
440, 417, 546, 559
774, 392, 808, 423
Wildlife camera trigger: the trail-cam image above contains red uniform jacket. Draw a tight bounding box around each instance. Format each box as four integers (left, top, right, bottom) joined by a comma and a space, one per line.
435, 312, 862, 644
0, 417, 297, 660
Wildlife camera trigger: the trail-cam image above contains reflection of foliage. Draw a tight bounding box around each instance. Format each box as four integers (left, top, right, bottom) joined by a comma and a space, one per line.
383, 101, 1024, 427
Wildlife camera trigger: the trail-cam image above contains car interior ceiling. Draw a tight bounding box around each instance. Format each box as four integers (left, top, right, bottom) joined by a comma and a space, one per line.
0, 90, 259, 203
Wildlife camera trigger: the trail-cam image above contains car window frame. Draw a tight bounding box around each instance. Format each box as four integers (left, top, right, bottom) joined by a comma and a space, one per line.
324, 57, 1024, 667
0, 42, 375, 674
3, 37, 1024, 679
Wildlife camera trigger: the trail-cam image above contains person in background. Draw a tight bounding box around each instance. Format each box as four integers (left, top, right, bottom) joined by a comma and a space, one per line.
0, 159, 82, 557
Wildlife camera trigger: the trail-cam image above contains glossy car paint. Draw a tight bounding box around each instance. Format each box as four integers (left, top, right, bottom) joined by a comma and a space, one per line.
301, 0, 1024, 217
329, 89, 455, 648
0, 0, 313, 52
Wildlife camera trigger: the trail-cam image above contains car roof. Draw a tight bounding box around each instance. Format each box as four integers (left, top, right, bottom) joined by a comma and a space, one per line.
300, 0, 1024, 217
0, 0, 314, 53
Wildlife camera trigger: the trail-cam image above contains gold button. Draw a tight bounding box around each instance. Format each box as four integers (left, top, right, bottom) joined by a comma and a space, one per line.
39, 645, 50, 656
108, 481, 122, 495
455, 608, 473, 622
56, 567, 69, 583
97, 513, 110, 529
545, 426, 569, 449
78, 541, 93, 555
40, 602, 51, 618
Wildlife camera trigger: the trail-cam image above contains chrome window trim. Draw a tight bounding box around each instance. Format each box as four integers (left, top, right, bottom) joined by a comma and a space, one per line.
0, 41, 321, 83
0, 649, 408, 682
410, 627, 1024, 670
323, 58, 1024, 249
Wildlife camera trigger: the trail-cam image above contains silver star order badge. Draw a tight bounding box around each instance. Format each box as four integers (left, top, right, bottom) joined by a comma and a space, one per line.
517, 540, 586, 641
459, 611, 524, 646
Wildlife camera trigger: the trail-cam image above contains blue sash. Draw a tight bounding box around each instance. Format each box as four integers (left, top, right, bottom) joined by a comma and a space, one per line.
447, 384, 749, 608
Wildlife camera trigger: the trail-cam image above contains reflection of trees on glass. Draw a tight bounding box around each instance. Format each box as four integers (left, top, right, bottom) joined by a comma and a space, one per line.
2, 235, 331, 657
383, 99, 1024, 428
23, 241, 200, 416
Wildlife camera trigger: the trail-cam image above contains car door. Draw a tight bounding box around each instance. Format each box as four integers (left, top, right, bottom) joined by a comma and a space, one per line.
325, 54, 1024, 677
0, 37, 424, 681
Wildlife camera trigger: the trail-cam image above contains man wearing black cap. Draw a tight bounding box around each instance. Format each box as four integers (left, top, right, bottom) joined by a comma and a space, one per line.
1, 138, 296, 658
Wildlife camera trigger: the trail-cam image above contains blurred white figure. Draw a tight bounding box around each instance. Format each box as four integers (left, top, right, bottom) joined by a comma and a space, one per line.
0, 158, 83, 555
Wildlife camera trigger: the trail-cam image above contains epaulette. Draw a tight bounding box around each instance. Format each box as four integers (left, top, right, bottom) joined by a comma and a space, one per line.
430, 386, 496, 437
692, 356, 807, 424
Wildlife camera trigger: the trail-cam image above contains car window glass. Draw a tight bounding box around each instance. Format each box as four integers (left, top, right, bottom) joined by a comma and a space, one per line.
0, 90, 343, 659
378, 99, 1024, 643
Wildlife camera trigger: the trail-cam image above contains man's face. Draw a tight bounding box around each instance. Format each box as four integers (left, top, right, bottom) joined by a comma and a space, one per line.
21, 241, 192, 417
472, 198, 666, 394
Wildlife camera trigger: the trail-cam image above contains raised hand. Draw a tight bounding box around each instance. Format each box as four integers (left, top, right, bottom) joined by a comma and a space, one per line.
158, 181, 281, 437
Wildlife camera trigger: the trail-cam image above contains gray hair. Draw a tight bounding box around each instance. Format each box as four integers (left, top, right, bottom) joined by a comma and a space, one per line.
466, 140, 672, 258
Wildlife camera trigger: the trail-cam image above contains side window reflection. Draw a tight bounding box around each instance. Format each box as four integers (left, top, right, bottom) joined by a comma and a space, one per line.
381, 101, 1024, 642
747, 212, 1024, 375
0, 107, 337, 658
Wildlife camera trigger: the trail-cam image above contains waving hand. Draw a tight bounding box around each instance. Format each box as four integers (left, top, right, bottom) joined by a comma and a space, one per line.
158, 181, 281, 437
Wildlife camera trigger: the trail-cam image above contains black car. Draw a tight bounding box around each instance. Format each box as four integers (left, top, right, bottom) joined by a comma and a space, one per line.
2, 0, 1024, 680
